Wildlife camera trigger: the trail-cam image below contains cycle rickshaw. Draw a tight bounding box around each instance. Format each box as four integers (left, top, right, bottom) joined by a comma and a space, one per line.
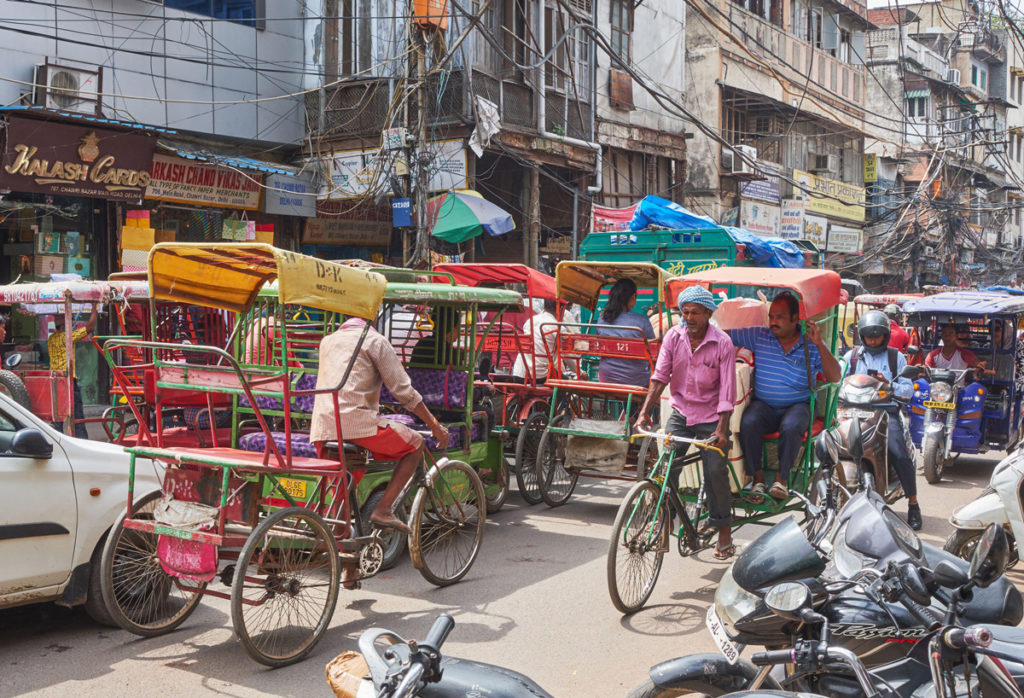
533, 262, 672, 508
432, 262, 559, 504
606, 267, 843, 613
98, 244, 488, 667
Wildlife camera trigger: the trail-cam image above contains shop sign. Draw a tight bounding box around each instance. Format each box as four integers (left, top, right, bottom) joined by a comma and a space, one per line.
319, 139, 467, 200
779, 199, 805, 239
825, 224, 863, 254
793, 169, 865, 222
804, 215, 828, 249
863, 154, 878, 183
740, 200, 781, 237
0, 116, 156, 201
739, 163, 781, 203
146, 154, 262, 210
391, 197, 412, 228
303, 218, 390, 246
262, 172, 315, 217
592, 202, 638, 232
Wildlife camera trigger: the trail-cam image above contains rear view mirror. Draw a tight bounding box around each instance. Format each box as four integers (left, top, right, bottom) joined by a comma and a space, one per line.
10, 428, 53, 459
900, 365, 922, 380
932, 560, 969, 589
906, 345, 921, 356
764, 581, 812, 621
969, 524, 1011, 588
897, 562, 931, 605
3, 353, 21, 369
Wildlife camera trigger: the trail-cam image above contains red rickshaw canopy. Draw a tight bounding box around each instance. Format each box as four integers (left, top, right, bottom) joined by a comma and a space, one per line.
668, 267, 842, 319
433, 263, 557, 301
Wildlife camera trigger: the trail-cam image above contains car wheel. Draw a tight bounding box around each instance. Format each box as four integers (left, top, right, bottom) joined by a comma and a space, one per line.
83, 533, 117, 627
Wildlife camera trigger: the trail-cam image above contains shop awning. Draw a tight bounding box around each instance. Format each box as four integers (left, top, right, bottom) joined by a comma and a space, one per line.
904, 89, 930, 99
0, 105, 176, 133
160, 140, 294, 175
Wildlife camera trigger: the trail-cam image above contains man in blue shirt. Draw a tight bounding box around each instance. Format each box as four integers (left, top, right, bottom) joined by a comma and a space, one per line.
730, 292, 841, 502
845, 310, 921, 529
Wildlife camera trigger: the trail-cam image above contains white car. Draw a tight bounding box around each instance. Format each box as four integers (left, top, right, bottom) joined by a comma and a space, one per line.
0, 392, 161, 622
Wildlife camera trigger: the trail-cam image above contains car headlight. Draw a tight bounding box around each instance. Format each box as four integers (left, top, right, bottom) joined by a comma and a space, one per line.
832, 521, 877, 578
930, 382, 953, 404
715, 566, 760, 628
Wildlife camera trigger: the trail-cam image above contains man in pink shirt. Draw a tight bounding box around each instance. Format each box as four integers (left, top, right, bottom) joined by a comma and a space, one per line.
635, 285, 737, 559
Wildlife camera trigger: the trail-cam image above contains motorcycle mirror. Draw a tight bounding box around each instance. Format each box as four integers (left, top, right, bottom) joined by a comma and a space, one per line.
969, 524, 1011, 589
764, 581, 812, 622
906, 345, 921, 356
932, 560, 969, 589
899, 364, 922, 380
3, 353, 21, 368
896, 562, 932, 605
815, 434, 834, 467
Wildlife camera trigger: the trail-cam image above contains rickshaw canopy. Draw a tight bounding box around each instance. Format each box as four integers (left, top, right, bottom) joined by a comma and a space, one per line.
147, 243, 387, 318
903, 291, 1024, 319
433, 263, 557, 301
853, 293, 923, 307
382, 282, 524, 311
555, 261, 670, 311
0, 279, 150, 314
668, 267, 842, 319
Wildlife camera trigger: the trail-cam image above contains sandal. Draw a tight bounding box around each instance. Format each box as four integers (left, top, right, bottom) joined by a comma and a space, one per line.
713, 543, 736, 560
744, 481, 766, 503
769, 481, 789, 501
370, 513, 413, 536
342, 568, 361, 591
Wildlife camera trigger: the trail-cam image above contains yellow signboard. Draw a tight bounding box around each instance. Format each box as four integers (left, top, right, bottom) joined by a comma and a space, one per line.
863, 154, 877, 183
793, 169, 865, 223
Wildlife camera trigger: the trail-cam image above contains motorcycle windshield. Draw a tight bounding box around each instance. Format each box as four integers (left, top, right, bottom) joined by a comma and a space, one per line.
842, 494, 924, 562
732, 517, 826, 592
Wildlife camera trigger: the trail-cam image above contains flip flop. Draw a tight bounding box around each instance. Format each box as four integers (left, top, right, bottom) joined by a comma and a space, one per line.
744, 481, 767, 503
713, 543, 736, 560
769, 482, 789, 501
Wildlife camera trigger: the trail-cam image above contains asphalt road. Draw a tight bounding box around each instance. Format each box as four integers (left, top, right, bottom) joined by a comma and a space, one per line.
1, 451, 1017, 698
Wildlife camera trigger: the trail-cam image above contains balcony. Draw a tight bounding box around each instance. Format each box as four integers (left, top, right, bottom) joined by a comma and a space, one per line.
867, 27, 948, 79
727, 5, 865, 110
959, 28, 1004, 64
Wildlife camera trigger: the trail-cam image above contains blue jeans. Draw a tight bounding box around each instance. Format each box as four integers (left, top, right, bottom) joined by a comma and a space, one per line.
740, 399, 810, 481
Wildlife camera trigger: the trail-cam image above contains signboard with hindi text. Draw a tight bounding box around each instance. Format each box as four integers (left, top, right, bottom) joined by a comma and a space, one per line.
793, 169, 865, 222
303, 218, 390, 246
779, 199, 805, 239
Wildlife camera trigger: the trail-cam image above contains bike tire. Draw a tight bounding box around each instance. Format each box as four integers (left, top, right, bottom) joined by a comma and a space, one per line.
607, 480, 668, 615
409, 459, 486, 587
0, 369, 31, 410
484, 459, 510, 514
536, 416, 578, 508
922, 433, 945, 484
514, 410, 547, 504
944, 528, 983, 562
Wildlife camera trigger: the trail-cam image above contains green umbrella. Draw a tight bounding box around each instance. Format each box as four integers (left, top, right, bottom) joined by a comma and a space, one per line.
427, 189, 516, 244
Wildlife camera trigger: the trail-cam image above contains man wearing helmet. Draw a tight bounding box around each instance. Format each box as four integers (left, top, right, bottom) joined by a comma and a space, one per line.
845, 310, 921, 529
883, 304, 910, 352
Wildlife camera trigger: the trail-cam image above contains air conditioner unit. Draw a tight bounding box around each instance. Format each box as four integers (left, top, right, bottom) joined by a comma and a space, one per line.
808, 152, 838, 173
722, 144, 756, 174
945, 68, 961, 84
33, 61, 101, 114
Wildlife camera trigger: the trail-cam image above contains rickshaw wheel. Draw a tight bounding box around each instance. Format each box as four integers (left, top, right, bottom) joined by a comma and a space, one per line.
409, 459, 486, 587
514, 410, 547, 504
607, 480, 668, 614
535, 415, 578, 508
922, 434, 947, 484
99, 491, 206, 637
360, 491, 407, 570
231, 507, 341, 668
484, 459, 510, 514
502, 398, 521, 468
0, 370, 31, 410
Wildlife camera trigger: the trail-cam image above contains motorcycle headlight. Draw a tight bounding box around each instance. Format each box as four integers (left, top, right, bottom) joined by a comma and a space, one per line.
714, 566, 760, 628
840, 387, 877, 405
930, 382, 953, 404
832, 521, 877, 578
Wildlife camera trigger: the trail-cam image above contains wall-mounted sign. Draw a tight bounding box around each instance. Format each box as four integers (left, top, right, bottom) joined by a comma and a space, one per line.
740, 200, 781, 237
826, 224, 863, 254
391, 197, 412, 227
319, 139, 468, 200
303, 218, 390, 246
804, 214, 828, 249
739, 163, 782, 203
779, 199, 806, 239
262, 172, 315, 217
147, 154, 262, 210
863, 153, 878, 183
793, 169, 865, 222
0, 116, 156, 201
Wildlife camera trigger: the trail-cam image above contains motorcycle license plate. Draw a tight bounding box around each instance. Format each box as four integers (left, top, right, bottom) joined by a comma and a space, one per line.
841, 409, 875, 420
923, 400, 955, 410
706, 606, 741, 665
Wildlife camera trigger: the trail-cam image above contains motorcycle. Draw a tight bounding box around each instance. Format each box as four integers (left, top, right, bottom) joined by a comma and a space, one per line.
908, 366, 985, 484
944, 446, 1023, 567
326, 615, 554, 698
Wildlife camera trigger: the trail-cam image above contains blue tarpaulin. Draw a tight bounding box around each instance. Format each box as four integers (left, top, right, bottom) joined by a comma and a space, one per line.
726, 227, 806, 269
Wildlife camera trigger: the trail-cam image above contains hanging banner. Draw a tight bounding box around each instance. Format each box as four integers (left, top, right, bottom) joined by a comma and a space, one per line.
319, 139, 467, 200
146, 154, 262, 210
262, 172, 316, 217
592, 203, 639, 232
739, 163, 782, 203
0, 116, 156, 201
779, 199, 805, 239
740, 200, 781, 237
793, 169, 865, 222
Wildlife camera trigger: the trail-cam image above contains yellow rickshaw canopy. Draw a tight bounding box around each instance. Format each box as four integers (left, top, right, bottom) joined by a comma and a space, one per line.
555, 261, 670, 311
147, 243, 387, 318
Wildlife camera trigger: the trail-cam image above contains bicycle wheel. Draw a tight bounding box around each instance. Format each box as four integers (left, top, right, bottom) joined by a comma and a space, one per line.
607, 480, 668, 614
99, 491, 206, 637
231, 507, 341, 668
536, 416, 578, 508
514, 410, 547, 504
409, 459, 486, 587
484, 459, 510, 514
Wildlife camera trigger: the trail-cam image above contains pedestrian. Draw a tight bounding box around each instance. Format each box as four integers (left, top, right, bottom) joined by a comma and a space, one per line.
48, 303, 98, 439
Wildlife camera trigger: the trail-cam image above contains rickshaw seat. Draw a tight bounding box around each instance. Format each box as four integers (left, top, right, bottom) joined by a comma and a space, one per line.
380, 368, 468, 409
238, 431, 319, 459
544, 378, 649, 397
762, 417, 825, 442
138, 446, 344, 472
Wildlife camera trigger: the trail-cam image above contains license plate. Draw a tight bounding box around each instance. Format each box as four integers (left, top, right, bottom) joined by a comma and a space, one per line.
840, 409, 875, 420
706, 606, 741, 665
279, 478, 308, 499
923, 400, 955, 410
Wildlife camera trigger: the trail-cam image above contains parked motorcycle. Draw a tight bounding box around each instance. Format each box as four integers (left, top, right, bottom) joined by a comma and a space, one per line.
945, 446, 1023, 567
325, 614, 554, 698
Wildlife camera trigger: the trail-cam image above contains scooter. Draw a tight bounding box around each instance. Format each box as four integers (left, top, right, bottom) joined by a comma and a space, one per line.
908, 366, 986, 484
945, 445, 1023, 567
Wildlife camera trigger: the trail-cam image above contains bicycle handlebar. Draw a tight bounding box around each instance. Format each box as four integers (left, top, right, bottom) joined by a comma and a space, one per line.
630, 428, 726, 457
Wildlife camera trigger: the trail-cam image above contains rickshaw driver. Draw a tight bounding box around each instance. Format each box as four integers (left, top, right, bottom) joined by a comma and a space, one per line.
925, 324, 980, 370
634, 286, 737, 559
311, 316, 450, 536
729, 292, 842, 502
48, 302, 99, 439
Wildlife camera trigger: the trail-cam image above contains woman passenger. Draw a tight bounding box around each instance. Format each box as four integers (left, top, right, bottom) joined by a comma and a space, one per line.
595, 278, 656, 386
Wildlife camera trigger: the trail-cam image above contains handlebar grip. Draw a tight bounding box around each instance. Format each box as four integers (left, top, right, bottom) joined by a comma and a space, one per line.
943, 628, 967, 650
902, 598, 941, 630
751, 649, 794, 666
423, 613, 455, 650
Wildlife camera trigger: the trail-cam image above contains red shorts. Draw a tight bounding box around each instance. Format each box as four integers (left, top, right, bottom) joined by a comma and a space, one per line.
349, 424, 421, 461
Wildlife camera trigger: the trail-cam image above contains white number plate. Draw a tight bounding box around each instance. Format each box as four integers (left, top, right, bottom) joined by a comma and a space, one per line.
841, 409, 875, 420
706, 606, 741, 665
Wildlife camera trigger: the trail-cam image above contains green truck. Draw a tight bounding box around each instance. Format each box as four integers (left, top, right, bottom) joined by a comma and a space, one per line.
578, 227, 821, 274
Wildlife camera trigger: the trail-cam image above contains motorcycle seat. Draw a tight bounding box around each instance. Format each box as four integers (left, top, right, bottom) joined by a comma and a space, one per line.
762, 417, 825, 442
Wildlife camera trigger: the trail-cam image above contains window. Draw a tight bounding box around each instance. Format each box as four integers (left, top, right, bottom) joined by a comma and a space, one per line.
838, 28, 851, 63
160, 0, 264, 28
810, 10, 823, 48
906, 96, 928, 118
340, 0, 373, 76
972, 62, 988, 92
546, 2, 592, 91
610, 0, 633, 63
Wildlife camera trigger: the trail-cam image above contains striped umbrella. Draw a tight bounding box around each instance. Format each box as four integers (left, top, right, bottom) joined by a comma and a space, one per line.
426, 189, 515, 244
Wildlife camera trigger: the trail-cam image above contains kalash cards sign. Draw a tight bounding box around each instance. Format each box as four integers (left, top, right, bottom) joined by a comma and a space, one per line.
0, 116, 156, 201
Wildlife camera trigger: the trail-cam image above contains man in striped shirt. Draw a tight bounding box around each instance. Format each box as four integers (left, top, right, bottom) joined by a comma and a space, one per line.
729, 293, 841, 501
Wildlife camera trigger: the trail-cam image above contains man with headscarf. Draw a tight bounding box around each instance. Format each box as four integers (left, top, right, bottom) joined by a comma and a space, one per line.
635, 285, 737, 559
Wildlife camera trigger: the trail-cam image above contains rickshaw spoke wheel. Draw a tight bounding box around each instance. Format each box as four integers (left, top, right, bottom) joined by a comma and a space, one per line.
409, 460, 486, 587
514, 410, 548, 504
99, 491, 206, 637
231, 507, 340, 668
535, 418, 578, 508
484, 459, 510, 514
607, 480, 667, 614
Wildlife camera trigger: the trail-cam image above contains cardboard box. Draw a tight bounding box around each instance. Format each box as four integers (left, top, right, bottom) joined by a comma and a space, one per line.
254, 229, 274, 244
34, 255, 63, 277
65, 256, 91, 277
155, 229, 176, 243
121, 226, 155, 251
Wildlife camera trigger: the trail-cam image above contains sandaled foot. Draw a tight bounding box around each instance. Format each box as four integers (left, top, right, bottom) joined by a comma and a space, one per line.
370, 513, 412, 536
713, 543, 736, 560
768, 482, 788, 501
342, 568, 361, 590
744, 481, 766, 503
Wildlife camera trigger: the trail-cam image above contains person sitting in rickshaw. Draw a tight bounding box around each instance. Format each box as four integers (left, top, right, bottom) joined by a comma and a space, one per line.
411, 307, 468, 366
925, 324, 979, 370
988, 320, 1024, 391
595, 278, 655, 387
884, 304, 910, 352
48, 303, 98, 439
513, 298, 560, 382
310, 316, 450, 536
635, 286, 736, 559
845, 310, 922, 530
729, 292, 841, 502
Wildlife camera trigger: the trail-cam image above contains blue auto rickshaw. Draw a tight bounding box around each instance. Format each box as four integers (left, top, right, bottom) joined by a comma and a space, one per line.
902, 291, 1024, 483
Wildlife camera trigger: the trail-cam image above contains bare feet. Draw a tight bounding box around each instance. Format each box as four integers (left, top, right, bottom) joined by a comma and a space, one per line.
370, 512, 412, 535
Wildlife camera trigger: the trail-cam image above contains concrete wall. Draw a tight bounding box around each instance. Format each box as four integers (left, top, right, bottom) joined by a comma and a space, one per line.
0, 0, 306, 143
681, 7, 724, 219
